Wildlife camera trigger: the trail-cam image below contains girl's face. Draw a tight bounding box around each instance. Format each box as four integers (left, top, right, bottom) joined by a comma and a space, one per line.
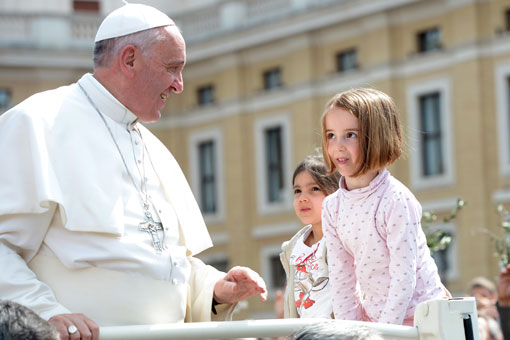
325, 107, 361, 176
293, 170, 326, 229
325, 107, 377, 190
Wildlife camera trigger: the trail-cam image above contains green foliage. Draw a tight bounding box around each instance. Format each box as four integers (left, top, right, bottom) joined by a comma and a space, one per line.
494, 204, 510, 269
422, 199, 465, 254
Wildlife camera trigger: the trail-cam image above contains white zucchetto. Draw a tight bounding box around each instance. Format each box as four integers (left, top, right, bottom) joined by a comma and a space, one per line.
94, 2, 175, 42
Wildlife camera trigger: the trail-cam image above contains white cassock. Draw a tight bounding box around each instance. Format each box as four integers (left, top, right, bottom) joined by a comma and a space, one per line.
0, 73, 234, 325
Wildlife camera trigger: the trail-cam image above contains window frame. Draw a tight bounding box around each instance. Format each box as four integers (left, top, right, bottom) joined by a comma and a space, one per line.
407, 78, 455, 190
260, 244, 287, 293
336, 48, 358, 73
197, 84, 215, 107
422, 198, 461, 283
72, 0, 100, 12
0, 88, 12, 114
417, 27, 442, 53
254, 114, 292, 215
495, 64, 510, 178
188, 128, 225, 223
263, 67, 282, 91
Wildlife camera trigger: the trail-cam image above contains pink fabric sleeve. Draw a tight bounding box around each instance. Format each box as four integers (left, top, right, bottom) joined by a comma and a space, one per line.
322, 196, 363, 321
378, 193, 421, 324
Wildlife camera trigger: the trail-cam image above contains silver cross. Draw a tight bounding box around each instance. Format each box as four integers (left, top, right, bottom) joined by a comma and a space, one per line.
139, 210, 164, 252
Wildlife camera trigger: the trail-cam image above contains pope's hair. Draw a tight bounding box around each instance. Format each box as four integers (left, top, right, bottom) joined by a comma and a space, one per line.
93, 25, 181, 68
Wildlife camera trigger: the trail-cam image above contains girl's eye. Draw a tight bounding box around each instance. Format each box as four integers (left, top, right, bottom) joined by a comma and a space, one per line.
326, 132, 336, 140
294, 189, 301, 195
312, 186, 321, 192
346, 132, 357, 139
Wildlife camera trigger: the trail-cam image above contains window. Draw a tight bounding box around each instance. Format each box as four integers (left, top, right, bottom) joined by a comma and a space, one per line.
207, 258, 229, 273
427, 221, 459, 285
199, 141, 216, 214
261, 245, 287, 289
495, 64, 510, 177
419, 93, 443, 177
0, 89, 11, 114
336, 48, 358, 73
197, 84, 215, 106
407, 78, 454, 190
188, 128, 225, 222
255, 115, 292, 214
265, 127, 283, 202
417, 27, 442, 53
263, 68, 282, 90
269, 254, 286, 288
506, 8, 510, 32
73, 0, 100, 12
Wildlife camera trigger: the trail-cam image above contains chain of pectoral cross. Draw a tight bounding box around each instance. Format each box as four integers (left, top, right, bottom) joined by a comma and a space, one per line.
79, 83, 165, 253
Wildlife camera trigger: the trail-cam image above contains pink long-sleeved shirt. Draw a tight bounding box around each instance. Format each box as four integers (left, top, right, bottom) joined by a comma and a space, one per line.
322, 169, 445, 325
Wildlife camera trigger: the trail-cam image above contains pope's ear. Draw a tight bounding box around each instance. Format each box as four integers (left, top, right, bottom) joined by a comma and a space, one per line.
118, 45, 137, 78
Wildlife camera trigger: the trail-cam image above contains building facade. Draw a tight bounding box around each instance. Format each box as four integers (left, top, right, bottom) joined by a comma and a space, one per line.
1, 0, 510, 319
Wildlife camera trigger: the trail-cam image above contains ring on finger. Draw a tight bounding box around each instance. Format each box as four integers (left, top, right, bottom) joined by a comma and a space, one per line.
68, 325, 78, 334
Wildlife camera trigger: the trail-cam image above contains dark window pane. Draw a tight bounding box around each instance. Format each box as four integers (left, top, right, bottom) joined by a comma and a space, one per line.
199, 141, 217, 213
270, 254, 286, 288
506, 8, 510, 32
336, 49, 358, 72
265, 127, 283, 202
197, 85, 215, 106
207, 258, 228, 273
417, 28, 441, 52
419, 92, 444, 176
0, 89, 11, 113
263, 68, 282, 90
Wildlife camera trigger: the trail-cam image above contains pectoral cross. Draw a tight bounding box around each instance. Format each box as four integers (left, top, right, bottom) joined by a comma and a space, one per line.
139, 210, 164, 253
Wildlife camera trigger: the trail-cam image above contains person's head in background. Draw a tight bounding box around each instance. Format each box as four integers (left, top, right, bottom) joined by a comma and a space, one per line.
0, 300, 59, 340
469, 276, 498, 314
287, 321, 383, 340
292, 154, 340, 231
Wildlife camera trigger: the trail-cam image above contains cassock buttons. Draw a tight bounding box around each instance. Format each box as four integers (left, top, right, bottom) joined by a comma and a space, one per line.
173, 261, 178, 267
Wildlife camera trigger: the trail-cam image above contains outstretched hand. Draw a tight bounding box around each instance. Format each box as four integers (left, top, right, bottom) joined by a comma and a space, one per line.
213, 266, 268, 305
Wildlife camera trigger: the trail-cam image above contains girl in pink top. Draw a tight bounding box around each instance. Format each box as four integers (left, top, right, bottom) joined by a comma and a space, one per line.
320, 88, 449, 326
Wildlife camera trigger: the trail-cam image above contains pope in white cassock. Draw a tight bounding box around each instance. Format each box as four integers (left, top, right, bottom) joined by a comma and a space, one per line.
0, 3, 267, 340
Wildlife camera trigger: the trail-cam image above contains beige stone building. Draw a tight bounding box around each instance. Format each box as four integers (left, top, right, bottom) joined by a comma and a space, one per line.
1, 0, 510, 319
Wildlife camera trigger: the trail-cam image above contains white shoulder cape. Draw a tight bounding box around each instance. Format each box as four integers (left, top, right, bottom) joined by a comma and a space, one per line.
0, 74, 212, 255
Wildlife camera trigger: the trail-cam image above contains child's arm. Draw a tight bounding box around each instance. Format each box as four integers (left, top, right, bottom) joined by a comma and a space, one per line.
379, 193, 422, 324
322, 196, 363, 321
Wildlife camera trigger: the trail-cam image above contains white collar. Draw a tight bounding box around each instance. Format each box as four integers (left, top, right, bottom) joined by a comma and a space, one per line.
77, 73, 138, 126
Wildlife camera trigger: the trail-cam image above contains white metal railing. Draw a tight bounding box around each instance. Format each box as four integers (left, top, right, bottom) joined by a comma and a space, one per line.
99, 298, 479, 340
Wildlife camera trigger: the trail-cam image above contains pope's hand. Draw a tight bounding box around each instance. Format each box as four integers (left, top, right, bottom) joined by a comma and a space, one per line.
213, 266, 268, 304
48, 313, 99, 340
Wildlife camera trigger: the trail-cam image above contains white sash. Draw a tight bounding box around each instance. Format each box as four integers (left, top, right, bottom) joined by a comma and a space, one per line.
28, 255, 187, 326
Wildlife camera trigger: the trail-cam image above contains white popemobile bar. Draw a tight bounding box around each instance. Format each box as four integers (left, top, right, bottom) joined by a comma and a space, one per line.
98, 297, 479, 340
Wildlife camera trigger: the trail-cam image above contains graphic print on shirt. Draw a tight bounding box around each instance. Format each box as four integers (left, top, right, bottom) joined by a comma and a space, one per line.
292, 241, 329, 314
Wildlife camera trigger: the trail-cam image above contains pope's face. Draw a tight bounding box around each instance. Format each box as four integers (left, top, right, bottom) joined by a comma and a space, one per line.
133, 26, 185, 122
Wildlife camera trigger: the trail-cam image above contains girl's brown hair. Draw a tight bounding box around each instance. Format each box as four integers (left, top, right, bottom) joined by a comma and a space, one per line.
320, 88, 403, 176
292, 153, 340, 196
